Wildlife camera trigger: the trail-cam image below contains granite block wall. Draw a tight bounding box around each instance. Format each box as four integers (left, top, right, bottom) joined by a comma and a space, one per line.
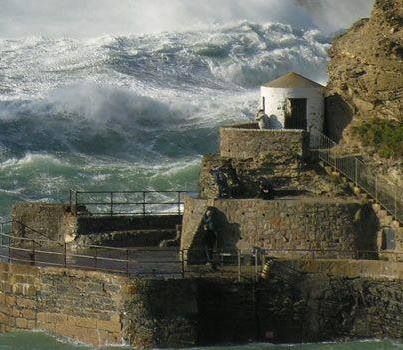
219, 126, 309, 161
0, 263, 126, 347
0, 260, 402, 347
181, 197, 379, 262
11, 204, 182, 248
12, 204, 76, 245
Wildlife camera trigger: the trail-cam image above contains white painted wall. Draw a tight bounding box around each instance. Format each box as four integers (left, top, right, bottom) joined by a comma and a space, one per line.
260, 86, 325, 132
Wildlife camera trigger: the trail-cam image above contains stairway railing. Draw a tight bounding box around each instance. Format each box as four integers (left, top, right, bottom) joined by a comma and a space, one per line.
310, 128, 402, 223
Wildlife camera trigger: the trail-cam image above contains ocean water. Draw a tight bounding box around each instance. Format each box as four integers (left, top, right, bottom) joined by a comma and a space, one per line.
1, 3, 387, 349
0, 332, 401, 350
0, 21, 334, 221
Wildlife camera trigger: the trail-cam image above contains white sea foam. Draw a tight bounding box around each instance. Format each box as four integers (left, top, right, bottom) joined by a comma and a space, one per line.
0, 6, 373, 218
0, 153, 62, 169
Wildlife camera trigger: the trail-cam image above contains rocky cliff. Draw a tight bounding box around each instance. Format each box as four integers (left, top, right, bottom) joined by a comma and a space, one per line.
325, 0, 402, 184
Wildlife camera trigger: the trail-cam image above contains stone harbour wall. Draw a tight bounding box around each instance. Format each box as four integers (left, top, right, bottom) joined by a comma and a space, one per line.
0, 263, 126, 347
0, 260, 402, 347
123, 279, 199, 348
254, 260, 403, 342
181, 197, 379, 262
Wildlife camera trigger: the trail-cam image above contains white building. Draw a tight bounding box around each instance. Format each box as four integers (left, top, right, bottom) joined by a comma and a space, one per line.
260, 72, 325, 132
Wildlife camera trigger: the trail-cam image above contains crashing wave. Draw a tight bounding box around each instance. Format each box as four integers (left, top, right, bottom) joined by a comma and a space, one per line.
0, 21, 331, 217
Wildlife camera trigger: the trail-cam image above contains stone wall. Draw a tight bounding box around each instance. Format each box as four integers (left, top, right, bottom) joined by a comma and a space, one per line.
254, 260, 403, 342
123, 260, 403, 346
12, 204, 76, 245
123, 260, 403, 345
181, 197, 379, 262
199, 126, 350, 199
0, 263, 126, 347
77, 215, 181, 235
220, 126, 309, 161
124, 279, 199, 348
0, 260, 402, 347
11, 204, 182, 247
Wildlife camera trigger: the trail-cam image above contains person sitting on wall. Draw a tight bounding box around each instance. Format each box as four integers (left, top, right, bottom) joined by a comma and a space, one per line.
256, 109, 269, 130
258, 177, 274, 200
210, 166, 230, 198
222, 164, 241, 198
201, 208, 218, 269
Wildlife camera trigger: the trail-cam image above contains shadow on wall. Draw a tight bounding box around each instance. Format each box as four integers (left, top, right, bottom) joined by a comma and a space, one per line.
187, 207, 241, 264
353, 203, 379, 259
325, 94, 354, 142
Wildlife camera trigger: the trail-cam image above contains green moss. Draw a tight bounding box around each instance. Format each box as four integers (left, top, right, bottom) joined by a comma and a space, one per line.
352, 118, 403, 159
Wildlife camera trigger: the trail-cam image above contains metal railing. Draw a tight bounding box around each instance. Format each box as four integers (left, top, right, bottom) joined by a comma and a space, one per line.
0, 229, 402, 280
310, 129, 402, 223
69, 190, 196, 217
1, 219, 61, 243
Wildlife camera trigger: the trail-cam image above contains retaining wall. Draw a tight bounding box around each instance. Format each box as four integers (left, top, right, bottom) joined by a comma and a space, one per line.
11, 204, 181, 247
0, 263, 126, 347
0, 260, 402, 347
181, 197, 379, 262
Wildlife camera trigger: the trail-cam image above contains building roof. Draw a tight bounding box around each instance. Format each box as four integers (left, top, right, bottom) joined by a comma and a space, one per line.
263, 72, 324, 89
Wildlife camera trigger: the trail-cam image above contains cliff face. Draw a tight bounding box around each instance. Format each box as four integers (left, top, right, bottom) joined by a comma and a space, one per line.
327, 0, 402, 121
325, 0, 402, 184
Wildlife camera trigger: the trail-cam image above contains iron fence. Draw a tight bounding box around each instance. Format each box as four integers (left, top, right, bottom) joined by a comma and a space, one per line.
310, 128, 402, 223
69, 190, 197, 217
0, 229, 401, 281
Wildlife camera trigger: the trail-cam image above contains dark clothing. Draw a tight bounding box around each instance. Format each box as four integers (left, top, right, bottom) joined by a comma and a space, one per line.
258, 179, 274, 200
202, 215, 217, 262
211, 165, 241, 198
211, 168, 229, 198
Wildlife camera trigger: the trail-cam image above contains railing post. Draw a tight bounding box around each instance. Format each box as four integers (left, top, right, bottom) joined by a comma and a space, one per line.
394, 191, 397, 220
375, 176, 378, 202
354, 158, 358, 186
181, 250, 185, 278
110, 192, 114, 216
64, 243, 67, 268
94, 247, 98, 269
126, 249, 130, 277
142, 192, 146, 216
31, 240, 35, 265
178, 192, 181, 216
237, 250, 241, 282
254, 249, 258, 282
74, 191, 78, 216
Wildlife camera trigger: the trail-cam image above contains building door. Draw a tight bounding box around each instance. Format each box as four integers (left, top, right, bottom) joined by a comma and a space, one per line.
285, 98, 307, 130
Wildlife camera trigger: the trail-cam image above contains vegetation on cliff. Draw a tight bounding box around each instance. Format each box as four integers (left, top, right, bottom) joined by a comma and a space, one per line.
353, 119, 403, 159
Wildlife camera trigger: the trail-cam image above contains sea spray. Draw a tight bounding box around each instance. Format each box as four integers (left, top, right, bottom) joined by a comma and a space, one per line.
0, 0, 373, 38
0, 22, 333, 219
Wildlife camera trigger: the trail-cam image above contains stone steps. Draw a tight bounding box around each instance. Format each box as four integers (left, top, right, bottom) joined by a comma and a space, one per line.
319, 162, 401, 226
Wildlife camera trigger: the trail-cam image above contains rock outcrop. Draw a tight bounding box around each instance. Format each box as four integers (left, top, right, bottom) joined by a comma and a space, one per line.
327, 0, 402, 126
325, 0, 402, 182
